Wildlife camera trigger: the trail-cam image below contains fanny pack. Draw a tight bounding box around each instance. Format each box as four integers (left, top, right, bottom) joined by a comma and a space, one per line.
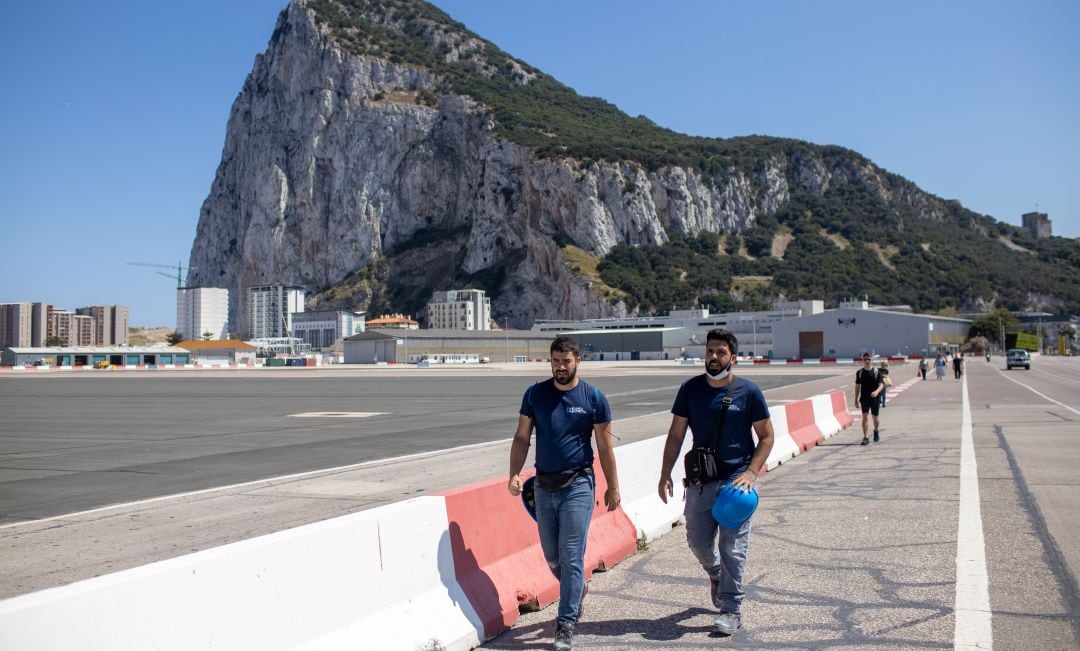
684, 377, 736, 487
536, 465, 594, 492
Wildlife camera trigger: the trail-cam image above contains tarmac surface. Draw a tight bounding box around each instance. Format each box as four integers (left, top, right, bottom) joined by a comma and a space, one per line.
476, 357, 1080, 649
2, 357, 1078, 649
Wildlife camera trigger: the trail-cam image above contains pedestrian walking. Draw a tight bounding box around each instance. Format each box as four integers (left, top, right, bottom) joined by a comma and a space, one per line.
879, 359, 893, 406
657, 330, 774, 637
934, 353, 947, 380
953, 352, 964, 381
507, 336, 621, 651
855, 353, 884, 444
918, 357, 929, 380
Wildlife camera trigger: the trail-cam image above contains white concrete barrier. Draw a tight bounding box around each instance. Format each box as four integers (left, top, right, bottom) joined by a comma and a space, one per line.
613, 434, 692, 541
0, 497, 483, 651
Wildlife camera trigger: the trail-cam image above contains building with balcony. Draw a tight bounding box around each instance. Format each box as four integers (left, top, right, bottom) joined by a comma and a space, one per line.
291, 310, 366, 350
246, 286, 305, 339
426, 289, 491, 330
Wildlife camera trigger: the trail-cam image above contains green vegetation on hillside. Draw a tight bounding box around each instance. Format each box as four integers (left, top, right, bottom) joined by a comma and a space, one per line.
305, 0, 1080, 316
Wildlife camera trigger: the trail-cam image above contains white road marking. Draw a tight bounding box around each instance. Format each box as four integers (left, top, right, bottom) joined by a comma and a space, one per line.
287, 411, 386, 418
954, 372, 994, 650
996, 367, 1080, 416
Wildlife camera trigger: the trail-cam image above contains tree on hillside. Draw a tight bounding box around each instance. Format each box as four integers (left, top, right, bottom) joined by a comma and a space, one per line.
166, 331, 184, 346
202, 331, 214, 341
45, 336, 64, 347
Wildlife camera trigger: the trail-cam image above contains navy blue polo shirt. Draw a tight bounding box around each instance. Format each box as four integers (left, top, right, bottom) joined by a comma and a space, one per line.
520, 379, 612, 474
671, 375, 770, 479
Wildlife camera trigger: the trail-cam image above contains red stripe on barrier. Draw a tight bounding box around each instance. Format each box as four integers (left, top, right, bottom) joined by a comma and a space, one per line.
831, 391, 854, 428
752, 359, 770, 365
785, 399, 823, 450
819, 358, 837, 364
438, 462, 636, 637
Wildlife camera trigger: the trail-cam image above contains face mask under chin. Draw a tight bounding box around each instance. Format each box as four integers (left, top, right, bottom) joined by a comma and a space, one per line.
705, 363, 732, 381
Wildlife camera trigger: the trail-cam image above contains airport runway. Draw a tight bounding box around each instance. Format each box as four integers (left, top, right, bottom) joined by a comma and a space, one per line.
0, 364, 832, 524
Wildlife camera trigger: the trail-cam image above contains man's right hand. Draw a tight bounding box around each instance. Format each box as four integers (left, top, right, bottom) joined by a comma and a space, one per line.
657, 474, 673, 504
507, 474, 522, 496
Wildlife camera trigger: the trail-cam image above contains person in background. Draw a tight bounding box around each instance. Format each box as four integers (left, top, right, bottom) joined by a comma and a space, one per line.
934, 353, 947, 380
918, 357, 929, 380
507, 336, 621, 651
953, 352, 964, 381
878, 359, 892, 406
855, 353, 884, 444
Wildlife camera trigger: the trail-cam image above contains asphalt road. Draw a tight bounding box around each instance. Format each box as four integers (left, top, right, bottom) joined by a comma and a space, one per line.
478, 356, 1080, 649
0, 366, 825, 524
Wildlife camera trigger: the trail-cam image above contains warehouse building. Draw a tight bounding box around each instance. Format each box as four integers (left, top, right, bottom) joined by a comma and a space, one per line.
343, 329, 556, 364
770, 306, 971, 359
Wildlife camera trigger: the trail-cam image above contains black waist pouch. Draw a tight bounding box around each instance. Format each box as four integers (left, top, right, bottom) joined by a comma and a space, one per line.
537, 465, 594, 492
684, 448, 720, 486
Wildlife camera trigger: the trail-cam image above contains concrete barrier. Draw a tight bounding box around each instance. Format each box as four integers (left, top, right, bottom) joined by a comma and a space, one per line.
784, 399, 824, 450
437, 463, 637, 637
0, 497, 484, 651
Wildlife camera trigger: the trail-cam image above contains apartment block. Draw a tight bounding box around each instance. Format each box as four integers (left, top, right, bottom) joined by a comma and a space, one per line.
0, 303, 33, 348
246, 286, 305, 339
76, 305, 129, 345
177, 287, 229, 340
426, 289, 491, 330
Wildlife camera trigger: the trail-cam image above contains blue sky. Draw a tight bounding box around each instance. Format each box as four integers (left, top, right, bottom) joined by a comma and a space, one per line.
2, 0, 1077, 326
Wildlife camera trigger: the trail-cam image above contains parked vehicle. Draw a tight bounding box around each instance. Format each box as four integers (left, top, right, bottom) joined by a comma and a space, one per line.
1006, 349, 1031, 370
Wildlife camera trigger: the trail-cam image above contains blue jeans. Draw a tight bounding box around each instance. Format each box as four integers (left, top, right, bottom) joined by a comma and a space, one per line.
535, 472, 595, 626
684, 480, 752, 614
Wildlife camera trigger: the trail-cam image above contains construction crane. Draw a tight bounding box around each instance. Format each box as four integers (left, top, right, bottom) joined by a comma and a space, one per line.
127, 261, 196, 289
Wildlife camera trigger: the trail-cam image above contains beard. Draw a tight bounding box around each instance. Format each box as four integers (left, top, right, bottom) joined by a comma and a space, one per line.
554, 367, 577, 386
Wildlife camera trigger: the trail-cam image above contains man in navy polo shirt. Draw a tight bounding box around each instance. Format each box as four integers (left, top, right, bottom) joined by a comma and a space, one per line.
508, 336, 621, 651
657, 329, 774, 637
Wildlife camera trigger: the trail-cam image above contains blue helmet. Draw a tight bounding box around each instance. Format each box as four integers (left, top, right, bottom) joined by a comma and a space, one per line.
711, 482, 759, 529
521, 476, 537, 521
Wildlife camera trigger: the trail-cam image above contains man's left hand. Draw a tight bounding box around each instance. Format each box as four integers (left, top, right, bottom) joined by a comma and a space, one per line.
604, 486, 621, 511
730, 469, 757, 490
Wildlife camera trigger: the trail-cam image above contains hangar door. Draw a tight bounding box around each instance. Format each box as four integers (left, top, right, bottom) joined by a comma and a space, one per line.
799, 331, 824, 359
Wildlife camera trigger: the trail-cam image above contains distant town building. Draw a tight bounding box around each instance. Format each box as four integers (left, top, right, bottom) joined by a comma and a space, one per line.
366, 314, 419, 330
2, 302, 125, 347
247, 286, 305, 339
291, 310, 366, 349
1022, 211, 1052, 238
76, 305, 128, 345
426, 289, 491, 330
0, 303, 33, 348
177, 287, 229, 340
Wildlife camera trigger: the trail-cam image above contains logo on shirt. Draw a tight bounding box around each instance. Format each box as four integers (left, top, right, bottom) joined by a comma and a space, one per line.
566, 406, 587, 414
726, 404, 742, 412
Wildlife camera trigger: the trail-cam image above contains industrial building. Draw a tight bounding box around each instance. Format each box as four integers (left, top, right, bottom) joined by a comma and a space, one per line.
770, 305, 971, 359
343, 329, 555, 364
291, 310, 365, 349
2, 346, 192, 367
176, 340, 257, 365
535, 301, 824, 359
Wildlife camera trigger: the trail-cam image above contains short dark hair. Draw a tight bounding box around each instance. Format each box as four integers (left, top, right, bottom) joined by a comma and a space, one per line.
550, 336, 580, 357
862, 353, 872, 359
705, 329, 738, 355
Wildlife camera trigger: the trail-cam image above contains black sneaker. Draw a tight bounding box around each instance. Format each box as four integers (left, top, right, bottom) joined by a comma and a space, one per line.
873, 430, 880, 442
709, 577, 723, 608
553, 621, 574, 651
713, 611, 741, 635
861, 437, 869, 445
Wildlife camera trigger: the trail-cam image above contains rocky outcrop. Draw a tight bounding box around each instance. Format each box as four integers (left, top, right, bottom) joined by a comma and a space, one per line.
187, 1, 954, 329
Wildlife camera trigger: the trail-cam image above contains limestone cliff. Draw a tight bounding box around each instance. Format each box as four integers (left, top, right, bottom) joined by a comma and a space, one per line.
186, 0, 972, 330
